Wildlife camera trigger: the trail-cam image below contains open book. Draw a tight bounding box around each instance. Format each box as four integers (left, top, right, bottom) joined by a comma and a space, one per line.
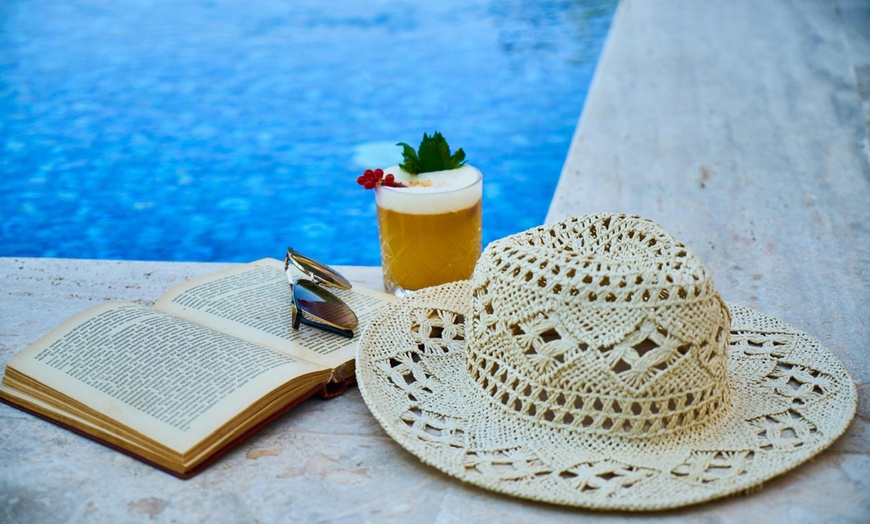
0, 258, 394, 478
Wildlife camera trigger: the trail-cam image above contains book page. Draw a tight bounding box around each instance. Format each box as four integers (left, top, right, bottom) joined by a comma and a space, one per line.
3, 302, 326, 453
154, 258, 394, 370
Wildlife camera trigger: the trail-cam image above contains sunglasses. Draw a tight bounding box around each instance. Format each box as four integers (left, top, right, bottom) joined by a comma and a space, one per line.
284, 247, 359, 338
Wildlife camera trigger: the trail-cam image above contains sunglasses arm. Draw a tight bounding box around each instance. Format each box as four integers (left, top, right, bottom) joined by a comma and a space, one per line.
307, 322, 355, 339
291, 303, 302, 330
285, 259, 302, 330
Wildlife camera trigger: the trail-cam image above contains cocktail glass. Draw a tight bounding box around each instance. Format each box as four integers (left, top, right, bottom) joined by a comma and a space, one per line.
375, 165, 482, 296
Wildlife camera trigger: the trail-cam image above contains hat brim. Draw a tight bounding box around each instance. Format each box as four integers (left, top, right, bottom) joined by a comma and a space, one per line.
356, 281, 857, 511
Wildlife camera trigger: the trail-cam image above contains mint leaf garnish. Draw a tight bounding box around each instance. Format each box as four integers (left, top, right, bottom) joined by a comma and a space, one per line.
397, 132, 466, 174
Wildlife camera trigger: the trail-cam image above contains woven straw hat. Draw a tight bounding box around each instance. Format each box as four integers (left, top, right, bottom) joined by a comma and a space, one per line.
356, 213, 856, 510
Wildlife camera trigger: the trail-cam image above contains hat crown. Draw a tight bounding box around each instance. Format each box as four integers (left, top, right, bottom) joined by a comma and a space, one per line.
467, 214, 732, 438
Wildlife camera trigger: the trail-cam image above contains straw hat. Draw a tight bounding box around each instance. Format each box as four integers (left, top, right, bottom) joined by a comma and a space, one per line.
356, 213, 856, 510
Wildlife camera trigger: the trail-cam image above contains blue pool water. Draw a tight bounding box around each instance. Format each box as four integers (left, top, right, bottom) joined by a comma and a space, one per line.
0, 0, 616, 265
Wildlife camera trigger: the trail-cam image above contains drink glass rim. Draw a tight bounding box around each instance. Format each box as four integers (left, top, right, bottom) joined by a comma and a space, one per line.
376, 167, 482, 197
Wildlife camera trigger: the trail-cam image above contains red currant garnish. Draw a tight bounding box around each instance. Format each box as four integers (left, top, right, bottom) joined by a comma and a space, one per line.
356, 168, 406, 190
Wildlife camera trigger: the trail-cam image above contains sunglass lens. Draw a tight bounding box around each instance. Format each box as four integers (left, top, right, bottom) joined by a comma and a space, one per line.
287, 248, 352, 290
293, 280, 359, 331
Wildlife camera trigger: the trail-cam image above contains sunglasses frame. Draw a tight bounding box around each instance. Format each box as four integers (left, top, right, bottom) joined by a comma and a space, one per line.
285, 247, 358, 338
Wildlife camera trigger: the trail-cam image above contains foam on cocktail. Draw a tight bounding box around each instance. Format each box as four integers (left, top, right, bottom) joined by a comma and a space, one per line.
377, 165, 483, 215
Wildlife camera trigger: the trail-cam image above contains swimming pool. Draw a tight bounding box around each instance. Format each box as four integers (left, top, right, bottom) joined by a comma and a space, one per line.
0, 0, 617, 265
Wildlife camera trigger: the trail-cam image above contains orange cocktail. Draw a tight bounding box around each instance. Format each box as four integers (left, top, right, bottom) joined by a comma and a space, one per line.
375, 165, 482, 295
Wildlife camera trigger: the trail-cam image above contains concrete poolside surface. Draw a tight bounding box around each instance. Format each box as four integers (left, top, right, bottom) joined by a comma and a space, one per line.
2, 1, 868, 521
